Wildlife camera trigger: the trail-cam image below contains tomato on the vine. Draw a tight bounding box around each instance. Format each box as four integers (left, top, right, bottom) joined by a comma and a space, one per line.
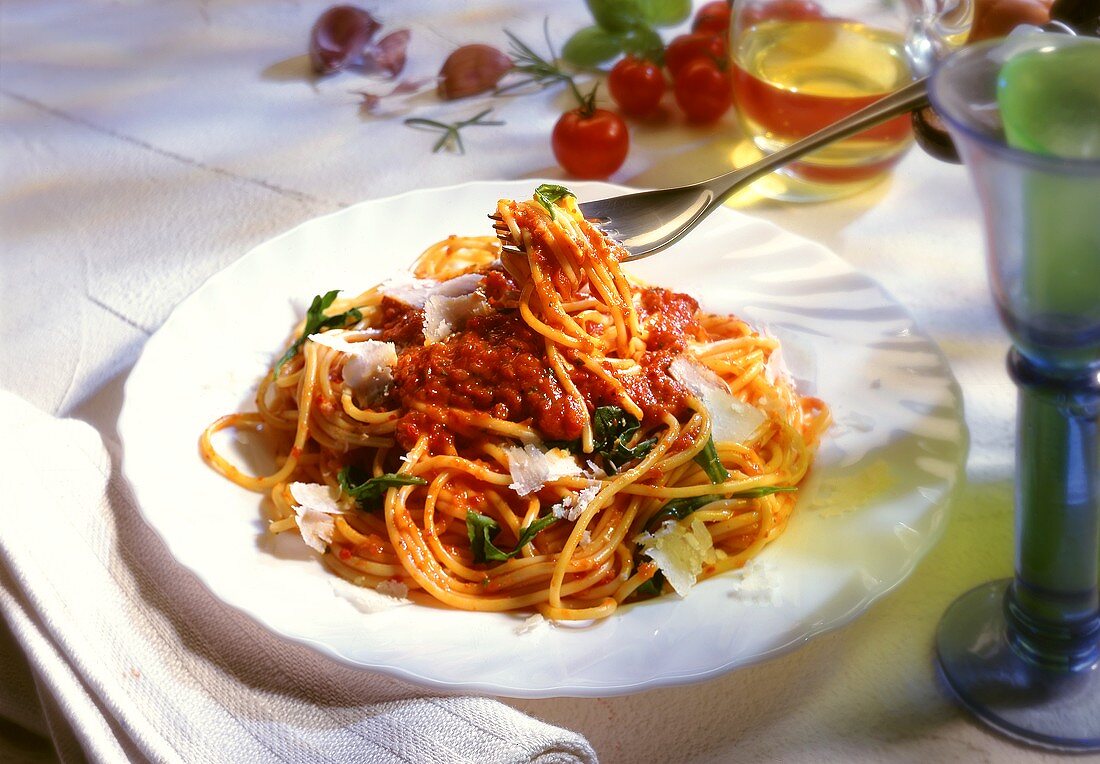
552, 107, 629, 178
693, 1, 732, 36
608, 56, 666, 118
664, 33, 727, 78
673, 58, 732, 124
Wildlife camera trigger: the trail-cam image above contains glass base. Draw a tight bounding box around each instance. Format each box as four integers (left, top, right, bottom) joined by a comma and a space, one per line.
936, 579, 1100, 751
729, 140, 895, 203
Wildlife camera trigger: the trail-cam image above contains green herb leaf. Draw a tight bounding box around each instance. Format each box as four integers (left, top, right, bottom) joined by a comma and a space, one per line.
543, 438, 581, 452
644, 486, 798, 532
501, 25, 577, 97
619, 24, 665, 63
338, 466, 427, 510
633, 568, 666, 599
403, 108, 505, 154
726, 486, 799, 500
636, 0, 691, 26
466, 510, 502, 562
548, 405, 656, 473
592, 405, 657, 474
275, 290, 363, 376
466, 510, 559, 563
647, 494, 717, 529
586, 0, 646, 31
694, 436, 730, 484
562, 24, 625, 66
515, 513, 559, 550
534, 183, 576, 215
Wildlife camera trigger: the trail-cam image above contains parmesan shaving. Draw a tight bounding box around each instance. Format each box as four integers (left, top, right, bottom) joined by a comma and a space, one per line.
423, 291, 490, 344
669, 356, 767, 445
290, 482, 343, 553
294, 507, 335, 553
551, 482, 602, 521
330, 578, 411, 614
375, 579, 410, 599
308, 333, 397, 402
635, 518, 717, 597
289, 482, 343, 514
378, 274, 440, 308
514, 613, 550, 636
728, 560, 782, 606
503, 444, 584, 496
380, 271, 484, 308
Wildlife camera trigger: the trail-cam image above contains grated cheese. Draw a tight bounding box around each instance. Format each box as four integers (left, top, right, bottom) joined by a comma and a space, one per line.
294, 507, 335, 553
289, 482, 344, 553
378, 274, 440, 308
669, 356, 767, 445
728, 559, 782, 606
380, 271, 484, 308
308, 333, 397, 402
375, 579, 410, 599
503, 444, 584, 496
330, 578, 411, 614
423, 291, 490, 344
551, 482, 602, 521
635, 518, 717, 597
289, 482, 343, 514
514, 613, 550, 636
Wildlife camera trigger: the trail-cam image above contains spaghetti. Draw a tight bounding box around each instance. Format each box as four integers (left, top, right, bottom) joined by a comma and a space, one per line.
201, 187, 829, 620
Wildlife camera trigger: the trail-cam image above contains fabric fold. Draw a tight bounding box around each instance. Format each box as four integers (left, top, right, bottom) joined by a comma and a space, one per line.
0, 392, 597, 764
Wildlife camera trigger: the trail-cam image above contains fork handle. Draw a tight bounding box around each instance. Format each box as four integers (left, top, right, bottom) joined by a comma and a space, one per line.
703, 77, 930, 202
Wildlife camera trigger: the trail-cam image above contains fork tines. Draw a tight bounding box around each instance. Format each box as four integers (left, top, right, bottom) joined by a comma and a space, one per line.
487, 213, 524, 256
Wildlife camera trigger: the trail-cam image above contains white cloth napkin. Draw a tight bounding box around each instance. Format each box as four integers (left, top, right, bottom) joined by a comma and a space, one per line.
0, 391, 597, 764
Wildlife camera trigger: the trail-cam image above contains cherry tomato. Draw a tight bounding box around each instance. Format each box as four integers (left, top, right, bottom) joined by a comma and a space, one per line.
739, 0, 825, 27
608, 56, 667, 118
552, 108, 629, 179
673, 58, 732, 124
693, 1, 732, 36
664, 33, 727, 78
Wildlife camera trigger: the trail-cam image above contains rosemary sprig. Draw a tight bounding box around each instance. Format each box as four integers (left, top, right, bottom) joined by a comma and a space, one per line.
403, 108, 504, 154
498, 20, 589, 108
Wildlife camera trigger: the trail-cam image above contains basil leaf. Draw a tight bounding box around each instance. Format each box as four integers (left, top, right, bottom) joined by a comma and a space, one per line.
275, 290, 363, 376
644, 486, 798, 532
586, 0, 645, 31
562, 25, 624, 66
466, 510, 559, 563
338, 466, 427, 510
636, 0, 691, 26
694, 436, 730, 484
515, 513, 559, 549
726, 485, 799, 499
619, 24, 665, 63
534, 183, 576, 216
544, 438, 581, 452
633, 569, 666, 599
592, 405, 656, 474
466, 510, 502, 563
646, 494, 716, 530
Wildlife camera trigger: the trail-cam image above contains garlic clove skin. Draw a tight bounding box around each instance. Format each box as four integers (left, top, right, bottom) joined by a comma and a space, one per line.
309, 5, 381, 75
437, 44, 512, 100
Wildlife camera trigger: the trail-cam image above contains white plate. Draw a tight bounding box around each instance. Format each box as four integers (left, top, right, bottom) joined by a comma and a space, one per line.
120, 180, 967, 698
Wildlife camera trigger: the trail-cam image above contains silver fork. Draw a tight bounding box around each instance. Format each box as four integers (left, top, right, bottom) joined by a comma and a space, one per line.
491, 77, 929, 262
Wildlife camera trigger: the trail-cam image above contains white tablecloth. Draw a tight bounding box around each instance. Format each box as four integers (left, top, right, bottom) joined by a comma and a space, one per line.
0, 0, 1064, 761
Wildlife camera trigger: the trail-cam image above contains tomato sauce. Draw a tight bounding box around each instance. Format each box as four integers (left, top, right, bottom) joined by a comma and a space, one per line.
393, 312, 587, 449
639, 287, 704, 352
389, 278, 708, 448
379, 296, 425, 345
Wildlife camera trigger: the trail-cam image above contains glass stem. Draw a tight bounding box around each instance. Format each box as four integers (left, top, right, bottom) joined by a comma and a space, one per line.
1006, 349, 1100, 671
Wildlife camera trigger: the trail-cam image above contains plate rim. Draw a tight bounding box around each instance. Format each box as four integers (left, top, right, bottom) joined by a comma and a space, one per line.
119, 179, 969, 697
